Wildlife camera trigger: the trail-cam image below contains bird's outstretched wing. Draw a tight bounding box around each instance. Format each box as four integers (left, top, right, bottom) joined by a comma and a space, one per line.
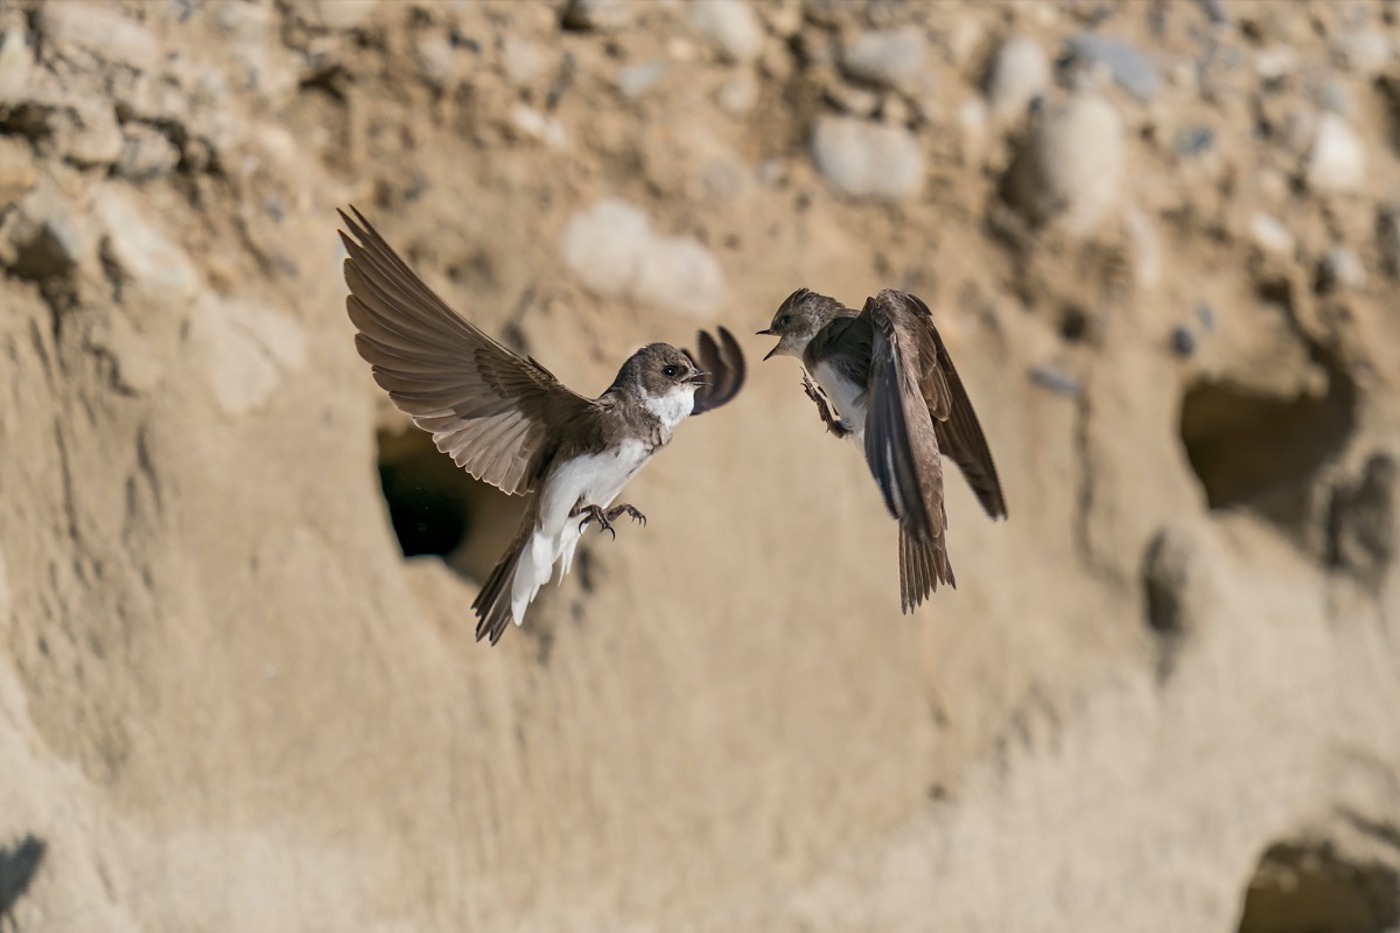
861, 291, 954, 610
861, 289, 1008, 610
683, 327, 746, 416
888, 290, 1008, 521
338, 206, 592, 495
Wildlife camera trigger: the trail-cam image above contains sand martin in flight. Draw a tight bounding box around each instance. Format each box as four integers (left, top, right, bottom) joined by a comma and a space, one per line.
759, 287, 1006, 611
339, 207, 745, 643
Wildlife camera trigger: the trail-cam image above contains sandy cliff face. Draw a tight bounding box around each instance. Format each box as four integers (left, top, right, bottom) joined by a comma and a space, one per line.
1, 1, 1398, 930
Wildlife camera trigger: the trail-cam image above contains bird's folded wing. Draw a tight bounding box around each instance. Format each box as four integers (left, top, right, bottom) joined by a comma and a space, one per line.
879, 290, 1009, 520
338, 206, 590, 495
861, 292, 947, 544
683, 326, 746, 416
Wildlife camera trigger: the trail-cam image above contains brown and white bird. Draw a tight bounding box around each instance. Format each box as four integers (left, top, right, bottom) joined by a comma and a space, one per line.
339, 207, 745, 643
758, 287, 1007, 612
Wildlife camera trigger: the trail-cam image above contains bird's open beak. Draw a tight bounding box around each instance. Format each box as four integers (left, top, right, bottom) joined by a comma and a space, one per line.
762, 343, 781, 361
688, 370, 711, 386
756, 328, 781, 360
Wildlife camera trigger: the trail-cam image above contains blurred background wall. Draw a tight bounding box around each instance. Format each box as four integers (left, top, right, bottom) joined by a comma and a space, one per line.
2, 0, 1399, 930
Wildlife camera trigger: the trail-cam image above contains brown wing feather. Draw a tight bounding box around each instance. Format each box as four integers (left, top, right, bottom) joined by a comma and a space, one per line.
685, 326, 746, 416
928, 331, 1008, 520
339, 206, 592, 495
863, 293, 940, 539
881, 290, 1008, 521
861, 293, 955, 610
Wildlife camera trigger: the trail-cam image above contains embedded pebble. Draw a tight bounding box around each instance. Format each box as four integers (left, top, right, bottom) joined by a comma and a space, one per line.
1003, 92, 1124, 236
616, 61, 666, 99
1125, 208, 1161, 288
5, 180, 91, 280
1315, 80, 1352, 115
96, 186, 202, 312
1318, 246, 1366, 292
957, 98, 989, 156
1196, 303, 1216, 332
116, 124, 180, 181
501, 38, 552, 89
633, 237, 729, 319
215, 2, 299, 106
1170, 327, 1197, 357
1249, 212, 1294, 256
1255, 47, 1298, 82
304, 0, 378, 30
842, 26, 927, 90
688, 0, 765, 64
717, 73, 759, 115
510, 106, 568, 149
562, 0, 635, 32
0, 29, 33, 103
984, 35, 1050, 123
562, 200, 651, 293
810, 116, 924, 200
1067, 33, 1161, 102
560, 199, 727, 318
1333, 31, 1392, 76
48, 96, 124, 168
414, 32, 459, 91
1305, 112, 1366, 193
1031, 365, 1082, 397
1174, 126, 1214, 157
36, 1, 160, 70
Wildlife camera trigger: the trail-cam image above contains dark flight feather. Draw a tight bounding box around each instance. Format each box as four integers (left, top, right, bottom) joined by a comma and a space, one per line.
340, 206, 591, 496
686, 326, 746, 416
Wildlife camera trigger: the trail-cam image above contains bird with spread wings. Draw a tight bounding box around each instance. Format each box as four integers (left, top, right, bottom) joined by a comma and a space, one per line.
339, 207, 745, 643
759, 287, 1007, 611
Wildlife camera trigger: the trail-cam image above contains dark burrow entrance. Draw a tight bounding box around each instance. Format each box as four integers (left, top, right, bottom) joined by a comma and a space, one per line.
1237, 840, 1400, 933
1178, 350, 1357, 535
376, 426, 526, 582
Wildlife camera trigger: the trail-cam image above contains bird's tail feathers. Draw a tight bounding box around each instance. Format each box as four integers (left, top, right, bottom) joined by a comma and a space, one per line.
472, 499, 543, 645
899, 526, 955, 614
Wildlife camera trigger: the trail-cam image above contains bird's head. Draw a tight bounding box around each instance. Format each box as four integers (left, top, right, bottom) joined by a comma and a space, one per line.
757, 288, 842, 361
617, 343, 707, 429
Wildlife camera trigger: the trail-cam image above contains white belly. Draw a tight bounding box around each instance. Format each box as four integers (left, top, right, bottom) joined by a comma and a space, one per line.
510, 439, 653, 624
811, 361, 867, 441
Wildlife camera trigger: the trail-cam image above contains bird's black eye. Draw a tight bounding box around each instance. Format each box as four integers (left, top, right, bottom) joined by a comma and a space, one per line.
777, 314, 791, 329
662, 365, 680, 378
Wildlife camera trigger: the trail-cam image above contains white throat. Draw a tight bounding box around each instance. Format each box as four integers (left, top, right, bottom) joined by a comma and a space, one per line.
784, 331, 818, 358
643, 385, 697, 433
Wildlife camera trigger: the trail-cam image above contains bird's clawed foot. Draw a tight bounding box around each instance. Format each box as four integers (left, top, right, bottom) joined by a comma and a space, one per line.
606, 503, 646, 528
573, 503, 648, 539
802, 373, 851, 439
574, 504, 616, 540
